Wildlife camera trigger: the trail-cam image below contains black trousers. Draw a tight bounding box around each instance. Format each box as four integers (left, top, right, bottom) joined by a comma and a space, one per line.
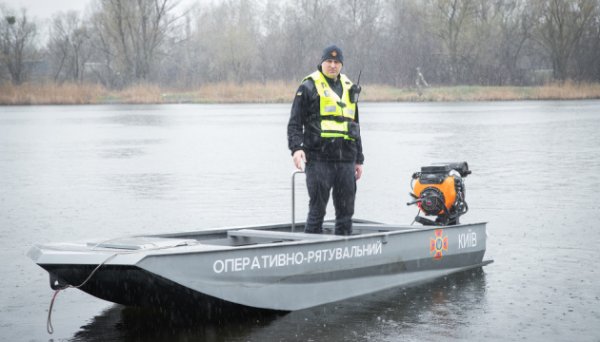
304, 161, 356, 235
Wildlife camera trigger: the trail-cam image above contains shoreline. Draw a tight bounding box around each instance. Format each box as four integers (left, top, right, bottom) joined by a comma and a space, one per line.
2, 81, 600, 105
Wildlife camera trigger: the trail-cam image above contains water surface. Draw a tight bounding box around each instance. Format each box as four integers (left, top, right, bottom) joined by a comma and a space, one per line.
1, 101, 599, 341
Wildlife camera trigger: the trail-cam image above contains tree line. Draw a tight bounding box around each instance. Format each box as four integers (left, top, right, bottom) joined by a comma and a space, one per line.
1, 0, 599, 88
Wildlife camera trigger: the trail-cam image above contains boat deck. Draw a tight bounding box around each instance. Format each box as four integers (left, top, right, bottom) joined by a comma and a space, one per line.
81, 220, 422, 252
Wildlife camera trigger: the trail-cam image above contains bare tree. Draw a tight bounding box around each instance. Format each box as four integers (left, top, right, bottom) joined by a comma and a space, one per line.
158, 10, 199, 87
494, 0, 534, 85
279, 0, 336, 80
194, 0, 260, 83
0, 8, 37, 85
572, 2, 600, 81
255, 0, 288, 82
383, 0, 438, 86
4, 0, 600, 87
532, 0, 598, 81
90, 0, 180, 86
427, 0, 477, 84
48, 11, 91, 83
335, 0, 384, 80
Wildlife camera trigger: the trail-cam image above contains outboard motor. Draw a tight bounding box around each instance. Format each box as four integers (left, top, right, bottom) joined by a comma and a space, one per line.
407, 162, 471, 226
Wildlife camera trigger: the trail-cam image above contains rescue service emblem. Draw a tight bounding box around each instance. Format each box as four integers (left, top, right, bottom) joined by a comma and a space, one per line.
430, 229, 448, 260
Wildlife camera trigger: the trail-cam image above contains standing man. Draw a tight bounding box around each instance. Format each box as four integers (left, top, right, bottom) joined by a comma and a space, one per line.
287, 45, 364, 236
416, 67, 429, 96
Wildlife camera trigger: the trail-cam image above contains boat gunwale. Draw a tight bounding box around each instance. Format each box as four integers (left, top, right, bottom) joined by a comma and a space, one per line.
148, 220, 487, 240
30, 221, 488, 265
136, 221, 488, 258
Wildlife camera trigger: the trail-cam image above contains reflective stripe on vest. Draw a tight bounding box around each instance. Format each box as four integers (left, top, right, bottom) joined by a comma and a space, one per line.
304, 71, 357, 140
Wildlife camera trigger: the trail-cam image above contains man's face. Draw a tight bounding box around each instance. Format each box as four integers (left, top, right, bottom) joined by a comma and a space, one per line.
321, 59, 342, 79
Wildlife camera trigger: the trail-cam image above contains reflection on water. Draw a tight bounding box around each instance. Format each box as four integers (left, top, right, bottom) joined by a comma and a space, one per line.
107, 173, 175, 200
71, 268, 487, 342
72, 306, 282, 342
98, 139, 162, 160
103, 113, 170, 127
99, 147, 146, 159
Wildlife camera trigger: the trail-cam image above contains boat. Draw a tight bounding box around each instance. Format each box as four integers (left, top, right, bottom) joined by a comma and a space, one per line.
28, 163, 492, 313
28, 219, 491, 312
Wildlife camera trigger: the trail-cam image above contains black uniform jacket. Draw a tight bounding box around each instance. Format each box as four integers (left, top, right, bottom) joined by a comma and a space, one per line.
287, 71, 364, 164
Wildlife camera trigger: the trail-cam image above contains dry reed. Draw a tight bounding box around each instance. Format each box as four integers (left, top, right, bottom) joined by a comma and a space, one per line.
0, 82, 106, 105
1, 81, 599, 105
114, 83, 163, 104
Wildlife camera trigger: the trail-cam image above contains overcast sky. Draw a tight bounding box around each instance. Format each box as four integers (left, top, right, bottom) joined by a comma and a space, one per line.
2, 0, 90, 20
1, 0, 201, 21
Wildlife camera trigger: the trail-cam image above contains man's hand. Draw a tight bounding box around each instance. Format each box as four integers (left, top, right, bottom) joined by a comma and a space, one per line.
355, 164, 363, 180
293, 150, 307, 171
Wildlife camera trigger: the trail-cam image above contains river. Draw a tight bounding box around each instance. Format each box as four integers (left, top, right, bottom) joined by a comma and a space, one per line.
1, 101, 599, 341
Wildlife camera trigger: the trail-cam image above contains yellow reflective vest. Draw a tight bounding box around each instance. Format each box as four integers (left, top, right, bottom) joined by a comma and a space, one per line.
304, 71, 357, 140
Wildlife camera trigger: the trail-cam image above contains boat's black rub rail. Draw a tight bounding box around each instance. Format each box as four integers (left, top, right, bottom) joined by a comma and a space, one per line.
40, 264, 275, 316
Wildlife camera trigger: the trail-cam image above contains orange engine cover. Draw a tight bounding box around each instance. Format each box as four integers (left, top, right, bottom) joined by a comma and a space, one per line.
413, 176, 457, 213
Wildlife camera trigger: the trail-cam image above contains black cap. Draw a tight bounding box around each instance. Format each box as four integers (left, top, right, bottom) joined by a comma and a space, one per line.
321, 45, 343, 64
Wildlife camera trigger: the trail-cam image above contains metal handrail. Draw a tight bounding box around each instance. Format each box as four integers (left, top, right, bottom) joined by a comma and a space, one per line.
291, 170, 305, 232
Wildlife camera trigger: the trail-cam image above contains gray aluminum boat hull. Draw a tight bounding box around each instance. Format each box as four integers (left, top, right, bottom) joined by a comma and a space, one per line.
28, 220, 491, 311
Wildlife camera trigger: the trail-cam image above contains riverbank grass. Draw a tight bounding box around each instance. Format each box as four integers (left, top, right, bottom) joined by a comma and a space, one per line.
1, 81, 599, 105
365, 82, 600, 102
